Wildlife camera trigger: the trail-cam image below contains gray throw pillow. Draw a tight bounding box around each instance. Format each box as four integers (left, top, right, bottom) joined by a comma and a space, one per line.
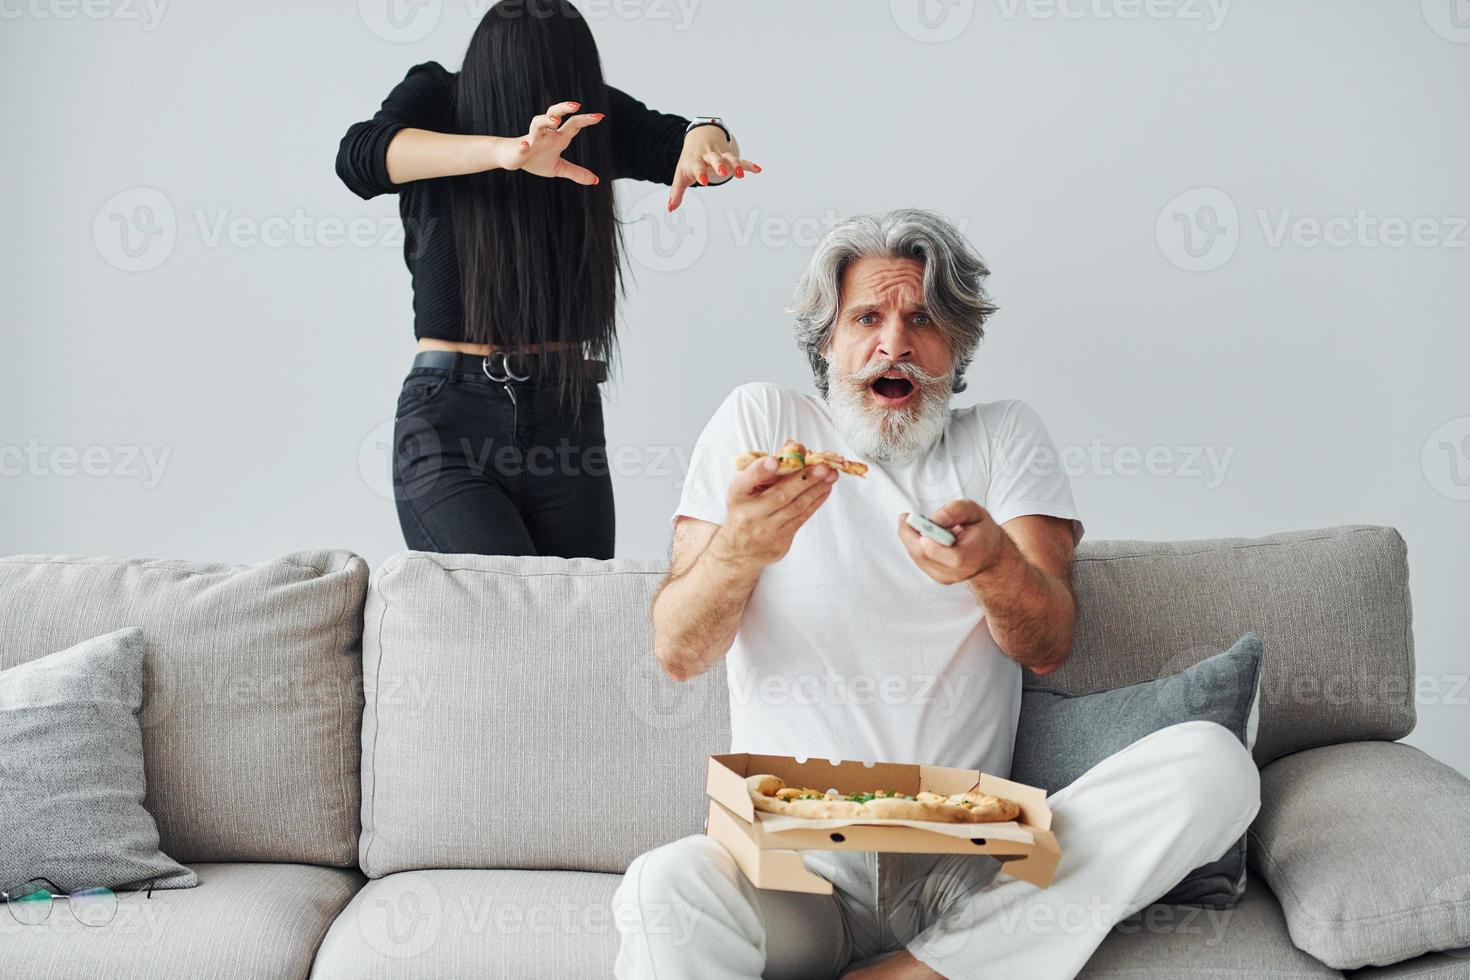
1011, 633, 1263, 908
1248, 740, 1470, 969
0, 628, 197, 893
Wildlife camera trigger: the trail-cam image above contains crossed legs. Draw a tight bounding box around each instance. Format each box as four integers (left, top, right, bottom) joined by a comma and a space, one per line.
613, 720, 1261, 980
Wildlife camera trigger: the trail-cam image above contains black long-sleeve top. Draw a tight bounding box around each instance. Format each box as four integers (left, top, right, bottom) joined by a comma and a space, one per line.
336, 61, 690, 342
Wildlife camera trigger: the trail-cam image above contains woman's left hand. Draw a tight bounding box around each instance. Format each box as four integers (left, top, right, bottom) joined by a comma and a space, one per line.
668, 127, 761, 212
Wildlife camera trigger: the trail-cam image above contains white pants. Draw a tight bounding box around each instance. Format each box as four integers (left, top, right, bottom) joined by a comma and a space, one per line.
612, 720, 1261, 980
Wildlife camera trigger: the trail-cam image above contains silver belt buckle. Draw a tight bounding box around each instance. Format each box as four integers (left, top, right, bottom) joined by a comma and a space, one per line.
482, 351, 532, 383
504, 352, 531, 382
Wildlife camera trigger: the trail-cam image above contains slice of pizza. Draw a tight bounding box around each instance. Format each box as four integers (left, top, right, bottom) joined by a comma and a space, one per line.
774, 439, 808, 474
734, 443, 868, 479
746, 775, 865, 818
805, 451, 869, 478
746, 775, 1018, 824
916, 790, 1021, 823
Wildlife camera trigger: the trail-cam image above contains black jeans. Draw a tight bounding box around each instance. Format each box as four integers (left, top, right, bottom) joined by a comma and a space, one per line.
390, 352, 614, 558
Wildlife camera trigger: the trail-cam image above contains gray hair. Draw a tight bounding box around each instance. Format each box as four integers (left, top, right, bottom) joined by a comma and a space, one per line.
787, 208, 997, 397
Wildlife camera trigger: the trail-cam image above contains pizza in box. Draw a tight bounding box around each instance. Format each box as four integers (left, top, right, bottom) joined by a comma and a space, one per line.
746, 774, 1021, 824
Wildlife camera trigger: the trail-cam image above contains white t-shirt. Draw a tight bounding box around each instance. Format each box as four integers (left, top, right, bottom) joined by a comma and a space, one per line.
674, 382, 1084, 778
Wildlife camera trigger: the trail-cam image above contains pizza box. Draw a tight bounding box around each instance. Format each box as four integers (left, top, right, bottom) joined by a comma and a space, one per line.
704, 752, 1061, 895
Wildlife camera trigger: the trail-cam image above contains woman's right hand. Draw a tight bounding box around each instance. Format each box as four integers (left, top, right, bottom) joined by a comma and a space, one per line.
498, 100, 606, 185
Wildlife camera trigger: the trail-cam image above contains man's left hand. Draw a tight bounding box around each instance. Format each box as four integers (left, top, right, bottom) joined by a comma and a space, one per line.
898, 499, 1007, 585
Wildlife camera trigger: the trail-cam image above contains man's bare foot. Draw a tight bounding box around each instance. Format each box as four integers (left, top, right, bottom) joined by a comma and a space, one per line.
840, 949, 945, 979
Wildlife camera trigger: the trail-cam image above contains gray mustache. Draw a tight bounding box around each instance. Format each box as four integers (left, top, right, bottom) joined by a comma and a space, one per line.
847, 358, 949, 387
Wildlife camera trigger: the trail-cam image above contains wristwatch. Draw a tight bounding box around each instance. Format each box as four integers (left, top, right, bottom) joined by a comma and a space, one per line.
685, 115, 732, 143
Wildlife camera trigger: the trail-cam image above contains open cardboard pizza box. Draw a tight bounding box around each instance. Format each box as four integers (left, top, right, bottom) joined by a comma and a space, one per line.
705, 753, 1061, 895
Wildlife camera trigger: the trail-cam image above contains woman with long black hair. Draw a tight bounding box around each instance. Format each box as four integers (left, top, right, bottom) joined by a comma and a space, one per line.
337, 0, 759, 558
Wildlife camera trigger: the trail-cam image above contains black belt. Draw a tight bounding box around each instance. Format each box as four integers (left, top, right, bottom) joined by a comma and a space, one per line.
410, 350, 607, 384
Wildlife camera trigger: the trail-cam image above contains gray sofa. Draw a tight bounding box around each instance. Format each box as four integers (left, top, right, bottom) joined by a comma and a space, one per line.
2, 525, 1467, 979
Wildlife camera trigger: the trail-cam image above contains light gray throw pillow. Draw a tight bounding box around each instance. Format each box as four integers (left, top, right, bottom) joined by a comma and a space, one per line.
0, 628, 197, 893
1250, 740, 1470, 969
1011, 632, 1263, 908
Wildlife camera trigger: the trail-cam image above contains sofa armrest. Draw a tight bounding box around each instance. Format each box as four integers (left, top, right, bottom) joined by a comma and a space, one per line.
1248, 740, 1470, 970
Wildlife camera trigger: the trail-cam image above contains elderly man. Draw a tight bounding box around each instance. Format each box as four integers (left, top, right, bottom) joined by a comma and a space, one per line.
613, 210, 1259, 980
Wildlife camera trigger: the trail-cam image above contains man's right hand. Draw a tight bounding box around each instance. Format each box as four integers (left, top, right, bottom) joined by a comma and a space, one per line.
708, 456, 838, 570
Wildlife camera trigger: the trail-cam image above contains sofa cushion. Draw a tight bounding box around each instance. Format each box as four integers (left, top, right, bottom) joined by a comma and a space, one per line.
1249, 741, 1470, 969
315, 871, 1334, 980
1079, 876, 1342, 978
0, 862, 363, 979
1013, 633, 1263, 908
0, 551, 368, 866
1030, 525, 1414, 766
360, 553, 730, 878
1, 628, 196, 893
1348, 952, 1470, 978
313, 869, 621, 978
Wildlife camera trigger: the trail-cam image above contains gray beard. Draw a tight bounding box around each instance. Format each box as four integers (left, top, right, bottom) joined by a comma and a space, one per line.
825, 360, 953, 463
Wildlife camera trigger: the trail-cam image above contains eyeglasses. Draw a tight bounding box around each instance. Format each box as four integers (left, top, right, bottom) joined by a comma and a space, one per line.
1, 877, 154, 927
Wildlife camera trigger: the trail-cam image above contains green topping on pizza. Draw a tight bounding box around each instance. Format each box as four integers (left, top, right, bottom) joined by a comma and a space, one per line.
842, 791, 912, 803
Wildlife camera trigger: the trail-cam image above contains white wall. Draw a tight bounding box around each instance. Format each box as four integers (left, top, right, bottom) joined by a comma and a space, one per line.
2, 0, 1466, 772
